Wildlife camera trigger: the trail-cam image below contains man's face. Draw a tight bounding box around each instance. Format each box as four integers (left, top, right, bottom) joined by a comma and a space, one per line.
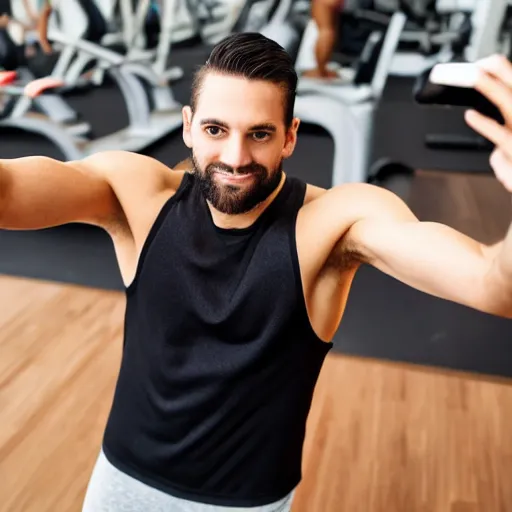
182, 73, 299, 215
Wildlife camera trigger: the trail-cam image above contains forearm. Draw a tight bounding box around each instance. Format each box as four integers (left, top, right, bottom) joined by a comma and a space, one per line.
472, 210, 512, 318
349, 212, 512, 317
480, 214, 512, 317
494, 215, 512, 275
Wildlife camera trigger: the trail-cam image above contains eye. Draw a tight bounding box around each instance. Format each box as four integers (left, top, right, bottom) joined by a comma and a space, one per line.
252, 131, 271, 142
205, 126, 224, 137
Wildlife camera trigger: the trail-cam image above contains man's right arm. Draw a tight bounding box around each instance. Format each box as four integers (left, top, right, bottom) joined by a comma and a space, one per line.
0, 151, 173, 237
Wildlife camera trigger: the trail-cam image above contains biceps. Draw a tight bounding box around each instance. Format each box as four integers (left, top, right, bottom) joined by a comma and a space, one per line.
350, 219, 489, 307
0, 156, 121, 230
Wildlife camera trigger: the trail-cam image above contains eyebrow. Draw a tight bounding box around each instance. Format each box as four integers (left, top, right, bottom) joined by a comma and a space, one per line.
199, 119, 277, 132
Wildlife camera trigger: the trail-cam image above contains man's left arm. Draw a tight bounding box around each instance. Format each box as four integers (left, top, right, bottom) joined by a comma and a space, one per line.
344, 189, 512, 318
344, 54, 512, 319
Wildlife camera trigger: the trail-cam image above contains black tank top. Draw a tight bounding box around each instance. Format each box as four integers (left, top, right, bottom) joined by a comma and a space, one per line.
102, 172, 333, 507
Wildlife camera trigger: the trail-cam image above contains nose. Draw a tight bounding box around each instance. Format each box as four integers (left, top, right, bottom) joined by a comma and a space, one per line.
220, 135, 252, 170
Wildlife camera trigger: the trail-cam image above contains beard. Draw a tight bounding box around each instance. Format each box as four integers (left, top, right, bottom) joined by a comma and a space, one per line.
191, 153, 283, 215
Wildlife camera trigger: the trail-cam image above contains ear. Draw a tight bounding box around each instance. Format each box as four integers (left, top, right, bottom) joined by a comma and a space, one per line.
182, 106, 193, 148
282, 117, 300, 159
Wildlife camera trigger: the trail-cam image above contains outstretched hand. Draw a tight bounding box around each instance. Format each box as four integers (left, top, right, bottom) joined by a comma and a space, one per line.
465, 55, 512, 193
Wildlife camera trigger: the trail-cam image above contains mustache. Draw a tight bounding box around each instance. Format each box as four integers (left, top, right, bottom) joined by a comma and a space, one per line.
206, 162, 267, 175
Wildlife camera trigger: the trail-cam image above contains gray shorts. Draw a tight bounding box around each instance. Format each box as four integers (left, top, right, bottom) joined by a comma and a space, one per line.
82, 450, 296, 512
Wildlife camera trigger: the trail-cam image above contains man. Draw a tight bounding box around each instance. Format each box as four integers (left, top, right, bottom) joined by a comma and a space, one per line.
1, 33, 512, 511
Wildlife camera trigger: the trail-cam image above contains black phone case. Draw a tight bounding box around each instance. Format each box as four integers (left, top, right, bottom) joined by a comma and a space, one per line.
413, 66, 503, 123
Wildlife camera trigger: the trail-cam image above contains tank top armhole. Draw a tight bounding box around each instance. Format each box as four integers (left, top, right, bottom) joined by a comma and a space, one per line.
125, 172, 192, 296
288, 187, 334, 349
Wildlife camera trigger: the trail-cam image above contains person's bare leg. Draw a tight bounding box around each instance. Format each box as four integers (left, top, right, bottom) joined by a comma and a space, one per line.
302, 0, 341, 79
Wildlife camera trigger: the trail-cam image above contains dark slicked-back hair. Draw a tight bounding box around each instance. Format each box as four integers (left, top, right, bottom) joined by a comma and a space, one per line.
191, 32, 298, 128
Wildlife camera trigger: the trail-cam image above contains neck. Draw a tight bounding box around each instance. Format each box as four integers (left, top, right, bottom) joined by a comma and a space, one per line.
207, 172, 286, 230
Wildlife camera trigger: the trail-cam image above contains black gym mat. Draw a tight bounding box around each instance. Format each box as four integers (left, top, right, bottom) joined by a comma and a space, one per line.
0, 44, 510, 379
337, 265, 512, 379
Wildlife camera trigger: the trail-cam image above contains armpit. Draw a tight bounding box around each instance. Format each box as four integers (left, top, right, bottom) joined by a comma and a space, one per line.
325, 235, 366, 271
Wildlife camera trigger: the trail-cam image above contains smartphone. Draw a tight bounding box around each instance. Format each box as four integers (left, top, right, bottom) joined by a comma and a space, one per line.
429, 62, 482, 88
414, 62, 503, 122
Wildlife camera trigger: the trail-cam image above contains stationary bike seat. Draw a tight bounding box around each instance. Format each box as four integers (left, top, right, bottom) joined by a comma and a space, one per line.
23, 76, 66, 98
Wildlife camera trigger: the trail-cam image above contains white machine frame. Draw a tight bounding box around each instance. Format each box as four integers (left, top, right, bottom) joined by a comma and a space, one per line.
1, 30, 183, 161
60, 0, 184, 85
389, 0, 510, 76
294, 12, 407, 186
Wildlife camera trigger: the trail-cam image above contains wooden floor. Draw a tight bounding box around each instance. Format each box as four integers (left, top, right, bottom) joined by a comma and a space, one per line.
1, 171, 512, 512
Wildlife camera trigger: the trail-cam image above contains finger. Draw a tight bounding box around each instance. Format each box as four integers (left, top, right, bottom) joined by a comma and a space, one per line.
464, 109, 512, 154
476, 54, 512, 89
490, 148, 512, 191
473, 70, 512, 125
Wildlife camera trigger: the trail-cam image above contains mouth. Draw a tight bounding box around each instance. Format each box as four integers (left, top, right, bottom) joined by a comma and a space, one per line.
214, 171, 255, 183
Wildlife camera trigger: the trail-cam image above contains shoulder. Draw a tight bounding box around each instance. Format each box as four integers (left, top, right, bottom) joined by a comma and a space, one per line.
302, 181, 413, 221
298, 181, 416, 259
78, 150, 185, 195
79, 150, 169, 177
76, 151, 188, 242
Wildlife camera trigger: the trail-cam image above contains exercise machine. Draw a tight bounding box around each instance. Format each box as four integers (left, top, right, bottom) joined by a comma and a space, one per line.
191, 0, 246, 44
60, 0, 184, 86
41, 0, 110, 79
294, 0, 391, 77
0, 72, 94, 160
462, 0, 511, 61
0, 4, 92, 135
177, 0, 294, 46
96, 0, 155, 50
150, 0, 180, 80
0, 29, 183, 160
120, 0, 183, 82
389, 0, 511, 77
294, 12, 407, 185
261, 0, 406, 185
234, 0, 295, 34
387, 0, 473, 77
50, 29, 183, 158
259, 0, 307, 53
